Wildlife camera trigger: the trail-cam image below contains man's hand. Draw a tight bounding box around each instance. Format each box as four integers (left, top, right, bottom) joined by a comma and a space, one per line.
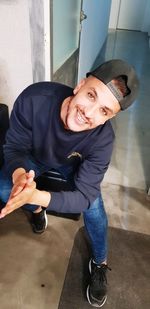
0, 168, 51, 219
0, 169, 36, 218
11, 168, 35, 197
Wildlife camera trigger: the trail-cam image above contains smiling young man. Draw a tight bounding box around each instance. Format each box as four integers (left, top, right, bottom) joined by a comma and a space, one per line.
0, 59, 139, 307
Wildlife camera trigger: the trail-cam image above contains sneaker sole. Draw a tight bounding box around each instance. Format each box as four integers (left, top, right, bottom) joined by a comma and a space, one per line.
89, 259, 92, 273
44, 211, 48, 229
86, 285, 107, 308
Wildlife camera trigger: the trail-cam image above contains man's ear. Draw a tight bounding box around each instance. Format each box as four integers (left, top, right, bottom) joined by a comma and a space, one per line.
73, 79, 86, 95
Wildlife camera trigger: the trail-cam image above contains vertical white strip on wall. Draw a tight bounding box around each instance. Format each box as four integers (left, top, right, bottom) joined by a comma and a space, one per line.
109, 0, 121, 29
44, 0, 51, 81
29, 0, 45, 83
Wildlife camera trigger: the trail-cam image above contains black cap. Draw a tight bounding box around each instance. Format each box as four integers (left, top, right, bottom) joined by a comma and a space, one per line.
86, 59, 139, 110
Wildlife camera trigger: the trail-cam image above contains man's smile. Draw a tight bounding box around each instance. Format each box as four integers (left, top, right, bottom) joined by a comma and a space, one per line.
76, 107, 88, 125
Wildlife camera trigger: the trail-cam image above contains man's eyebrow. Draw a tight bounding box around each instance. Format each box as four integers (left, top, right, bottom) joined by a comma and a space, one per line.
89, 87, 98, 97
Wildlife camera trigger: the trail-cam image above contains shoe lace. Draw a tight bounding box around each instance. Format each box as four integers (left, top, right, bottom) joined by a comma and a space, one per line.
92, 264, 111, 285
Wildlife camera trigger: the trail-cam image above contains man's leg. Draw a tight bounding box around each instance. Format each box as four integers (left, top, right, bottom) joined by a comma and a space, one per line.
0, 168, 13, 205
83, 195, 110, 308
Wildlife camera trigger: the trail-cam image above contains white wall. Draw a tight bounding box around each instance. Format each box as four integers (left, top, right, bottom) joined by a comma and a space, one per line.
0, 0, 33, 113
0, 0, 51, 113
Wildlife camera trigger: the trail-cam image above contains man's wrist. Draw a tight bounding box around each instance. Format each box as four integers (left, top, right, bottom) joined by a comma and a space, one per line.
32, 189, 51, 208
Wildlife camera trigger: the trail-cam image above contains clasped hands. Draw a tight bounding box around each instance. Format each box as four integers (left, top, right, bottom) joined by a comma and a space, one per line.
0, 168, 37, 219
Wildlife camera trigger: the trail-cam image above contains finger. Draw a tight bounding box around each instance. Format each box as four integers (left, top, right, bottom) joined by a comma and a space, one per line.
11, 184, 26, 197
11, 171, 35, 196
28, 170, 35, 178
26, 170, 35, 184
10, 174, 29, 197
6, 195, 20, 206
0, 212, 5, 219
0, 197, 24, 217
26, 177, 34, 185
0, 206, 10, 218
6, 182, 36, 207
0, 206, 14, 218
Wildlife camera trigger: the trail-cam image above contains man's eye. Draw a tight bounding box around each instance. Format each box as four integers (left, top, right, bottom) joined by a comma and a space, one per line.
87, 92, 95, 100
100, 108, 107, 116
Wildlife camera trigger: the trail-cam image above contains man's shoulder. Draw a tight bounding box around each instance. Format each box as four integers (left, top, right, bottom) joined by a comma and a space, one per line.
96, 120, 115, 140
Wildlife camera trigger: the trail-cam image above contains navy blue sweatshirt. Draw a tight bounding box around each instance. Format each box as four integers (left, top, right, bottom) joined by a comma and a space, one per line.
3, 82, 115, 213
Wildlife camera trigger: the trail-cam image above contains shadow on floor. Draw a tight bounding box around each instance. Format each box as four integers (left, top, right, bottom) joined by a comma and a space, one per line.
58, 226, 150, 309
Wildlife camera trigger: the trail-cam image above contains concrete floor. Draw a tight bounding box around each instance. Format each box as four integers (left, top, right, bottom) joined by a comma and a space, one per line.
0, 30, 150, 308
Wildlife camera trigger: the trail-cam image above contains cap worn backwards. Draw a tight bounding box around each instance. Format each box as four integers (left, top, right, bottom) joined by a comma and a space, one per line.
86, 59, 139, 110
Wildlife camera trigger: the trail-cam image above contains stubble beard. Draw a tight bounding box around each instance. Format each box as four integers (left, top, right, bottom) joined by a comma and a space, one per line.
63, 96, 73, 130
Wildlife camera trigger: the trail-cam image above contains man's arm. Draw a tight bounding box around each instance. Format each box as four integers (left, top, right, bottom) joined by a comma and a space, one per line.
0, 133, 113, 218
48, 128, 115, 214
0, 129, 113, 218
3, 91, 34, 176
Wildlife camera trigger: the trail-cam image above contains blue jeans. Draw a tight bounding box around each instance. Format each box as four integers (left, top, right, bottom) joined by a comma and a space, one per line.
0, 158, 108, 264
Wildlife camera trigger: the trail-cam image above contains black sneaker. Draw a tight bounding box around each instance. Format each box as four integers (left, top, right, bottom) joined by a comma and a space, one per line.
31, 208, 48, 233
86, 259, 111, 307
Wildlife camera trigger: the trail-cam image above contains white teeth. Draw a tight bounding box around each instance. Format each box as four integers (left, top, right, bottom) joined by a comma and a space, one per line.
77, 111, 86, 124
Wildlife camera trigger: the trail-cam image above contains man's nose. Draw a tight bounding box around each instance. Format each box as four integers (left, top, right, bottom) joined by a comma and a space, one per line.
84, 103, 99, 118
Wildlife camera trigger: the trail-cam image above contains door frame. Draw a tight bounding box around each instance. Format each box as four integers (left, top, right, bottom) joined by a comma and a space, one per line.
109, 0, 121, 30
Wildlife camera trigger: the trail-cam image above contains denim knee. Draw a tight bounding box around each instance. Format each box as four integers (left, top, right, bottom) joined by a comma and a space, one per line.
0, 168, 12, 203
84, 195, 108, 227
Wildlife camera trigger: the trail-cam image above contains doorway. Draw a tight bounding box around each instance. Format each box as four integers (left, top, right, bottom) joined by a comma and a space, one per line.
110, 0, 149, 31
51, 0, 82, 88
117, 0, 147, 30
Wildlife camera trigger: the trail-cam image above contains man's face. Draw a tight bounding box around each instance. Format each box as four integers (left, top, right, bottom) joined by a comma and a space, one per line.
60, 76, 121, 132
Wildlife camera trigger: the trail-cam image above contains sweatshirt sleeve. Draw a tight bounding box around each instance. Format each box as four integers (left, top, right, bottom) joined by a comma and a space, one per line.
3, 93, 34, 176
47, 126, 114, 213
